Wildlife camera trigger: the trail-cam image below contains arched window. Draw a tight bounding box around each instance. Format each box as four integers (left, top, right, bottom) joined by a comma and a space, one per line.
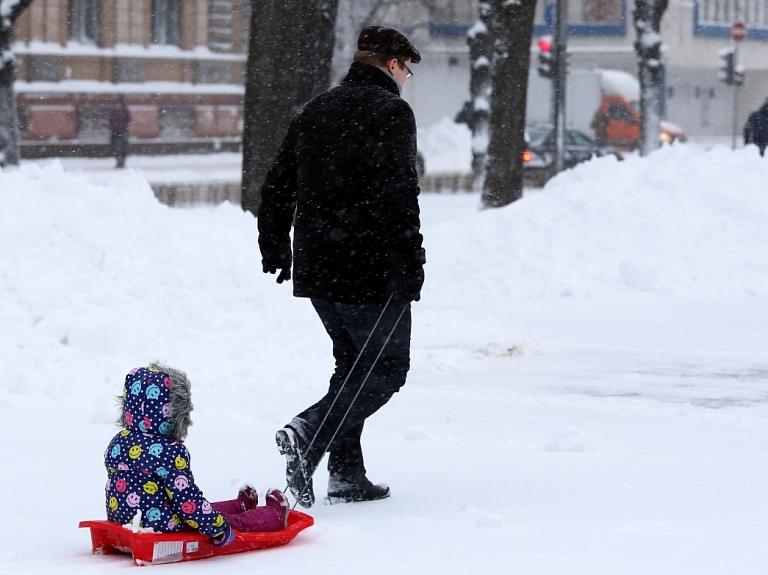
68, 0, 100, 44
151, 0, 181, 46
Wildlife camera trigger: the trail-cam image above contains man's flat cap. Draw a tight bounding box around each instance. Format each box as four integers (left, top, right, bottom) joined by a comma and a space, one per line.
357, 26, 421, 64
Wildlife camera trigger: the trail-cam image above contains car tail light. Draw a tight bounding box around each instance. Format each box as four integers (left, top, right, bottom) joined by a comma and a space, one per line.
522, 150, 532, 162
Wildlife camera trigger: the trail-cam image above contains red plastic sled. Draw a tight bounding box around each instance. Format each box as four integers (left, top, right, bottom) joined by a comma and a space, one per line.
79, 511, 314, 566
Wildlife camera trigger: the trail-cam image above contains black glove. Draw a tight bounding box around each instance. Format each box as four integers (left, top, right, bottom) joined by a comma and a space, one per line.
387, 267, 424, 306
263, 262, 291, 284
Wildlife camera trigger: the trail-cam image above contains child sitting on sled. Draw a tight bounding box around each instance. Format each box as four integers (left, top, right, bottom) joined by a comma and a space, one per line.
104, 363, 289, 546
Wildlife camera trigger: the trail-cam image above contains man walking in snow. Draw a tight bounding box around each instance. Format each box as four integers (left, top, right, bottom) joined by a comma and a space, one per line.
257, 26, 425, 508
744, 98, 768, 157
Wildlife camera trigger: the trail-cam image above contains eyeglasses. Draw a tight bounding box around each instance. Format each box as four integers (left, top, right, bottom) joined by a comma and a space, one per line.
402, 62, 413, 79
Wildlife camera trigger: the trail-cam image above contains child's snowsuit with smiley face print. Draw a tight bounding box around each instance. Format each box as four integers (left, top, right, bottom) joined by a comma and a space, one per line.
103, 366, 231, 543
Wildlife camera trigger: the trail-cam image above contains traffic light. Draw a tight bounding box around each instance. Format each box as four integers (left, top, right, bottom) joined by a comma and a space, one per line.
734, 64, 745, 86
718, 48, 735, 85
537, 36, 556, 80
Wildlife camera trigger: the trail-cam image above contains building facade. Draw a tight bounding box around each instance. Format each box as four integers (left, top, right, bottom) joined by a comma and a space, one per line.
14, 0, 249, 156
12, 0, 768, 156
398, 0, 768, 138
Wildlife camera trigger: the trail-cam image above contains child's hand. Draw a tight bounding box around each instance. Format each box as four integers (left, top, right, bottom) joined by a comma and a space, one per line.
211, 525, 236, 547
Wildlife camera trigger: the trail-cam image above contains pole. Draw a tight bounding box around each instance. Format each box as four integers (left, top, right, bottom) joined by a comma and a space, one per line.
732, 43, 739, 150
553, 0, 568, 174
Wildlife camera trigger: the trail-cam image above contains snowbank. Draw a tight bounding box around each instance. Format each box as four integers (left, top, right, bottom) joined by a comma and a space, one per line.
424, 144, 768, 302
2, 143, 766, 393
0, 162, 300, 396
418, 117, 472, 174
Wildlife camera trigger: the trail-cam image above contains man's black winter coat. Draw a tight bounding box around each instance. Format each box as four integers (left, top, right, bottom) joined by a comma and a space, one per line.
744, 103, 768, 153
258, 63, 425, 304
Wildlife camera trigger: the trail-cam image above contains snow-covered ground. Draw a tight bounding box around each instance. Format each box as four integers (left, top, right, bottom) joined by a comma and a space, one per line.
2, 140, 768, 574
18, 117, 473, 183
21, 118, 736, 188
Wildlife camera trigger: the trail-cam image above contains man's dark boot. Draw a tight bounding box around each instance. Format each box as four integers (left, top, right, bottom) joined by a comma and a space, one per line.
325, 476, 391, 505
275, 426, 316, 508
325, 423, 389, 504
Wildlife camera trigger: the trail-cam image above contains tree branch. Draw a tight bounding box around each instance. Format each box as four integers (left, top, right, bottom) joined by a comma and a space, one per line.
1, 0, 35, 29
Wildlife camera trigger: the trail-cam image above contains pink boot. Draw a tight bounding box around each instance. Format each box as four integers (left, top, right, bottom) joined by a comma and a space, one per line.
225, 492, 287, 533
211, 484, 259, 515
237, 483, 259, 511
265, 488, 290, 529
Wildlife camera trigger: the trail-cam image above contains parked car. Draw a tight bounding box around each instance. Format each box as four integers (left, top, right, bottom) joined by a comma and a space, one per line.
523, 124, 600, 187
659, 120, 688, 144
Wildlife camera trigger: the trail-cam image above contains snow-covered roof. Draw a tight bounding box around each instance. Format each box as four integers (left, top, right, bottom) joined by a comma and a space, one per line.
13, 41, 246, 62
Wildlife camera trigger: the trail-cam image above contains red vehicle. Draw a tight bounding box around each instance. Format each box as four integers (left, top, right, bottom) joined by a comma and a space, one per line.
592, 93, 687, 152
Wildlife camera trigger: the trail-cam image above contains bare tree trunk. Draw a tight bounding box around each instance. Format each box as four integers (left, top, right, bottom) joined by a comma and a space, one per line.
633, 0, 668, 157
0, 0, 35, 168
241, 0, 339, 216
481, 0, 537, 208
468, 11, 492, 195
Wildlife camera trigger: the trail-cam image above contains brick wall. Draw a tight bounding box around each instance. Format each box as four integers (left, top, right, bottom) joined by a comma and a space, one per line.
17, 94, 244, 143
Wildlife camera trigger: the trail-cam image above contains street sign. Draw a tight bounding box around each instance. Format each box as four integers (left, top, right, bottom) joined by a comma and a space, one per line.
731, 21, 747, 42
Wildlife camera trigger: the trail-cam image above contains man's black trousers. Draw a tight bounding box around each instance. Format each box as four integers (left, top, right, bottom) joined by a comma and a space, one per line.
293, 298, 412, 484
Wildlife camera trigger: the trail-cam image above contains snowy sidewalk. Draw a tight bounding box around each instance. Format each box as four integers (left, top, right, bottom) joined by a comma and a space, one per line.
22, 152, 473, 203
22, 153, 244, 205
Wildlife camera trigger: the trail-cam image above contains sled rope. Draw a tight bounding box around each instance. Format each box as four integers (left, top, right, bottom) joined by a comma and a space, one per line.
286, 295, 407, 509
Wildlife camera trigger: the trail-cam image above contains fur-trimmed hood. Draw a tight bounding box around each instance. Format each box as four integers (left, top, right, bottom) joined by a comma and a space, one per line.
118, 362, 193, 440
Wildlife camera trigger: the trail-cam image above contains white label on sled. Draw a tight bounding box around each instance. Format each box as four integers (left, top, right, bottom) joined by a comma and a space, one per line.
186, 541, 199, 553
152, 541, 184, 564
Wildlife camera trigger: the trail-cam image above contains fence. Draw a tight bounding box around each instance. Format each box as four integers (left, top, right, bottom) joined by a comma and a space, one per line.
150, 173, 474, 207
